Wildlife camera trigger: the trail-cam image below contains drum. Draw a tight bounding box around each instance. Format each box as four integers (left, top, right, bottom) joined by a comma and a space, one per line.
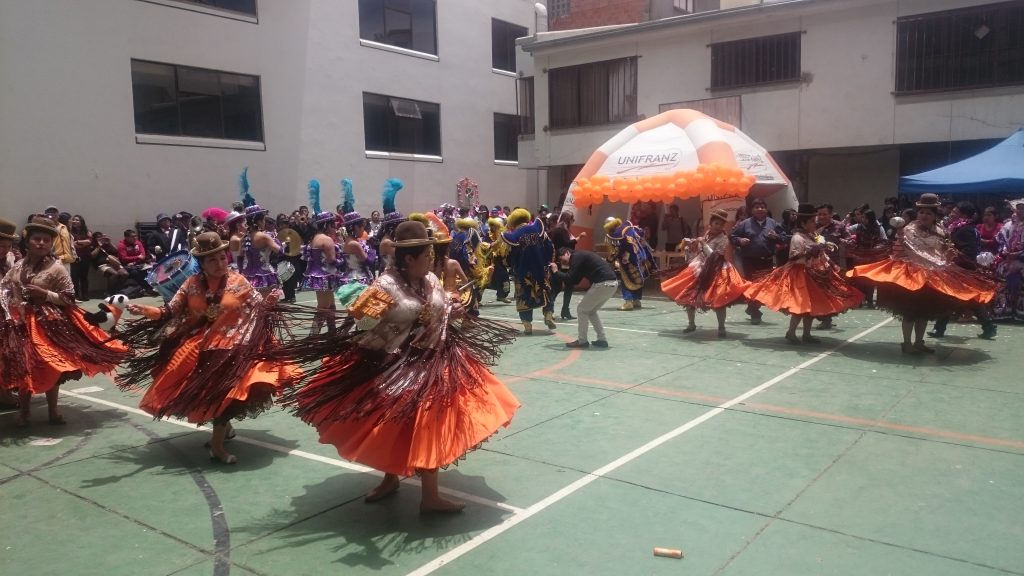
276, 260, 295, 283
146, 250, 200, 302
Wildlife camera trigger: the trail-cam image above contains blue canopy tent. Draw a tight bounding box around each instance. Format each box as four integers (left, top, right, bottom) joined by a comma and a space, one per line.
900, 130, 1024, 194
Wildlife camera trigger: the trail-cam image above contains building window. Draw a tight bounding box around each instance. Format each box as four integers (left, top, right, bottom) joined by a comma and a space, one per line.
550, 0, 570, 18
362, 92, 441, 156
492, 18, 529, 72
358, 0, 437, 56
494, 113, 520, 162
131, 59, 263, 142
548, 57, 638, 130
173, 0, 257, 16
660, 95, 741, 126
895, 1, 1024, 94
518, 77, 535, 135
710, 32, 801, 90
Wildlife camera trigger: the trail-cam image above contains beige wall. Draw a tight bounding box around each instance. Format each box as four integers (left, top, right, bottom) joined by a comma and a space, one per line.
0, 0, 536, 235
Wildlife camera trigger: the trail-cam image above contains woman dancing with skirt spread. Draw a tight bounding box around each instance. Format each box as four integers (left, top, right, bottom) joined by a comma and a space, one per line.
273, 221, 519, 513
120, 232, 299, 463
847, 193, 998, 354
1, 215, 129, 426
745, 204, 864, 344
661, 208, 750, 337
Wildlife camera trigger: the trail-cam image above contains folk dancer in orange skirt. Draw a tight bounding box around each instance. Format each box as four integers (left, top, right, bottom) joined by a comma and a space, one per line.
745, 204, 864, 345
0, 215, 130, 426
119, 232, 299, 463
273, 221, 519, 513
661, 209, 750, 338
847, 193, 998, 354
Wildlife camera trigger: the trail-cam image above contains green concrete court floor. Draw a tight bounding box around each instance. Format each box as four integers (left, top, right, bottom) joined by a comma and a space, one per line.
2, 291, 1023, 576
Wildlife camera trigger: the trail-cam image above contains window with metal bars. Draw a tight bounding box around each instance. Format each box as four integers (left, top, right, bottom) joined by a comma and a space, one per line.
548, 57, 638, 130
895, 0, 1024, 94
550, 0, 570, 18
710, 32, 801, 90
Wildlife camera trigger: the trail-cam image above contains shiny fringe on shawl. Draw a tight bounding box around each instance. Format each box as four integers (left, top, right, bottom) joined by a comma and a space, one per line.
0, 320, 33, 386
116, 301, 299, 422
278, 311, 517, 429
36, 307, 130, 368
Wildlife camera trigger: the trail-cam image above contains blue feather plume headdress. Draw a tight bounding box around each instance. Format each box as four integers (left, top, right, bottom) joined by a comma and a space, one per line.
382, 178, 403, 215
308, 179, 322, 215
239, 167, 256, 208
341, 178, 356, 214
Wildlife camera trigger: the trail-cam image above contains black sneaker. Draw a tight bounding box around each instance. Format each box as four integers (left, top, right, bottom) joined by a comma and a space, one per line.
978, 325, 997, 340
565, 340, 589, 349
927, 330, 945, 338
590, 340, 609, 348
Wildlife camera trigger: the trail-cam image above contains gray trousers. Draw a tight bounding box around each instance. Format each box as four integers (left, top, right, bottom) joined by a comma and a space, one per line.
576, 280, 617, 342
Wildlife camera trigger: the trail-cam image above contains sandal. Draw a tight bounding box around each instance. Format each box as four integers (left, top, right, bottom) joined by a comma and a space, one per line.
47, 413, 67, 426
15, 411, 30, 428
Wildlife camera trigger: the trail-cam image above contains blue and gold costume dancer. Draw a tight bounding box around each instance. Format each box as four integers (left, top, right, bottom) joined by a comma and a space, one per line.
502, 209, 555, 334
604, 217, 658, 310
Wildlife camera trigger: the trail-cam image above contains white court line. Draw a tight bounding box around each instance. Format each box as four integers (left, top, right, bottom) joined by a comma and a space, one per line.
59, 390, 523, 514
478, 314, 660, 335
404, 317, 893, 576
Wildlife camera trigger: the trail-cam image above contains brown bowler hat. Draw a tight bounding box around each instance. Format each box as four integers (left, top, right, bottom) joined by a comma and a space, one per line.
393, 220, 434, 247
915, 193, 942, 210
709, 208, 729, 223
23, 215, 59, 237
0, 217, 18, 240
191, 231, 230, 257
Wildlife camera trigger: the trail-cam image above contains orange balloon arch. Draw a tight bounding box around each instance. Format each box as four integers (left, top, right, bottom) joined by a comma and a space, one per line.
571, 163, 756, 209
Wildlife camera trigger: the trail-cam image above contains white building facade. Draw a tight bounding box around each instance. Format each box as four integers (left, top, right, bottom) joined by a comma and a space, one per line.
0, 0, 540, 234
518, 0, 1024, 215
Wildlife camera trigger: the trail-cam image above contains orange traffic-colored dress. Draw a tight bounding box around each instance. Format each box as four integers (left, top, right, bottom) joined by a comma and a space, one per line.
0, 257, 128, 393
847, 222, 997, 319
661, 232, 750, 310
745, 231, 864, 316
117, 271, 298, 424
279, 270, 520, 476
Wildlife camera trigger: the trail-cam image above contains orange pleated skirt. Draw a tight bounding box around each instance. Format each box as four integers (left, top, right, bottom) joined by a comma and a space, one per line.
21, 308, 128, 394
661, 259, 750, 309
745, 263, 864, 316
140, 333, 299, 424
313, 370, 520, 476
847, 259, 996, 305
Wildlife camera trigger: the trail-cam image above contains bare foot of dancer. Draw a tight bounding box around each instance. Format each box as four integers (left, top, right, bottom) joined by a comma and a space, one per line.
365, 473, 400, 503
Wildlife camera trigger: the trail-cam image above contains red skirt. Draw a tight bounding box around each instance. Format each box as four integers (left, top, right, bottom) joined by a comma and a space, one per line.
15, 307, 129, 394
311, 365, 519, 476
745, 262, 864, 316
661, 255, 750, 310
848, 259, 997, 319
